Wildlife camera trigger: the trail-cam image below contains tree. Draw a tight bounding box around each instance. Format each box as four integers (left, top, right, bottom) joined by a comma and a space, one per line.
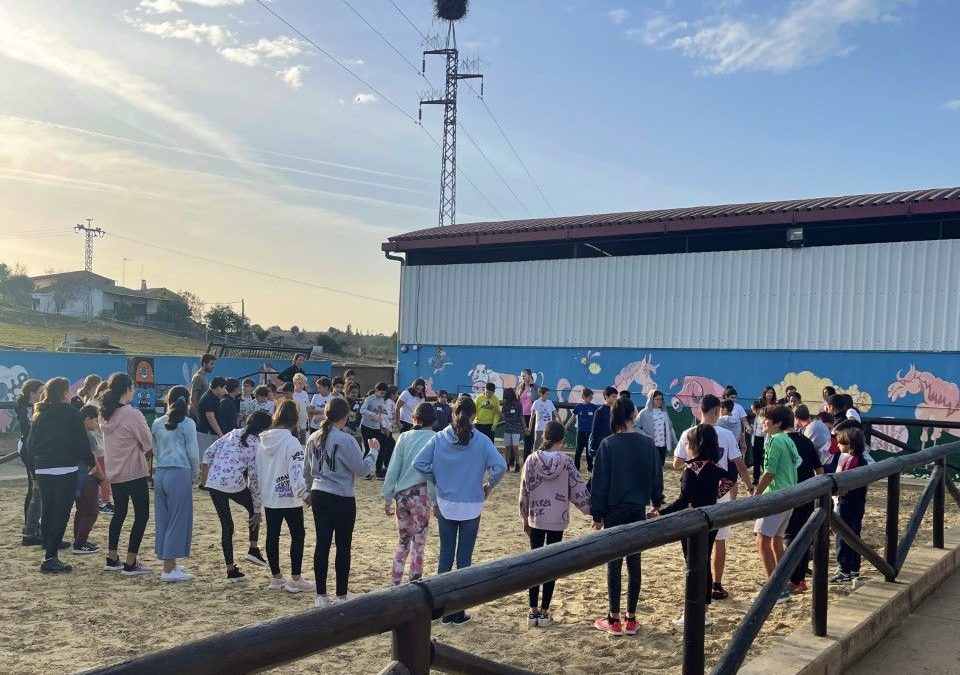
178, 290, 206, 323
0, 262, 35, 308
314, 333, 343, 355
289, 325, 301, 337
154, 298, 192, 328
50, 280, 83, 314
205, 304, 244, 336
251, 324, 269, 341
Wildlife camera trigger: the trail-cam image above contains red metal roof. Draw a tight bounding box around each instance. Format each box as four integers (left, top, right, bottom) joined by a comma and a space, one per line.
383, 186, 960, 252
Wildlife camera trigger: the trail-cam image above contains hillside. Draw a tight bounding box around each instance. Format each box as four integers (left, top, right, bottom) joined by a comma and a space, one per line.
0, 305, 207, 355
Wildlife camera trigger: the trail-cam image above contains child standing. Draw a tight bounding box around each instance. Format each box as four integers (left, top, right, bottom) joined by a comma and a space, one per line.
474, 382, 501, 443
566, 388, 599, 472
750, 399, 767, 486
258, 400, 312, 593
433, 390, 452, 431
519, 421, 591, 627
360, 383, 388, 460
73, 405, 103, 555
253, 386, 275, 415
831, 426, 868, 584
382, 402, 436, 585
589, 387, 620, 466
380, 386, 399, 477
716, 399, 746, 456
308, 377, 333, 435
785, 408, 824, 594
345, 383, 363, 441
292, 374, 311, 443
636, 390, 676, 470
500, 389, 525, 472
239, 379, 256, 427
528, 387, 557, 459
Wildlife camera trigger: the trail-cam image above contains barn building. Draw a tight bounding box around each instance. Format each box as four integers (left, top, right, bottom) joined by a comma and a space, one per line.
382, 187, 960, 450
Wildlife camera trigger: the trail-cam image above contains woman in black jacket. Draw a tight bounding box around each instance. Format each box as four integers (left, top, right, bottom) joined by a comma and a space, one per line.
27, 377, 97, 573
16, 379, 43, 546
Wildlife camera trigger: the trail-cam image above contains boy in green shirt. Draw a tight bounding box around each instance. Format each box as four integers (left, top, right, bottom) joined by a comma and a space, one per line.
475, 382, 501, 443
754, 405, 802, 604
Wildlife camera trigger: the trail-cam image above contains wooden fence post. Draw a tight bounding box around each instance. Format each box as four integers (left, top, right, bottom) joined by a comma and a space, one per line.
392, 589, 433, 675
812, 493, 830, 637
933, 458, 945, 549
682, 526, 709, 675
885, 473, 900, 579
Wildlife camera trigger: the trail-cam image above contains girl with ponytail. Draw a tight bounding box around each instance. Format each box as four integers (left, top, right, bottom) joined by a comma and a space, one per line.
413, 395, 507, 625
16, 378, 44, 546
307, 396, 379, 607
99, 372, 154, 576
150, 386, 200, 581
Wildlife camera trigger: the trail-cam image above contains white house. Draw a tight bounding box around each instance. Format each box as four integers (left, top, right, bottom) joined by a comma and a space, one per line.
30, 270, 175, 320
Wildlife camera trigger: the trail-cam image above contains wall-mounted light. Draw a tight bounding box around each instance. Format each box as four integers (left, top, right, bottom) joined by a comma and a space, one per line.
412, 345, 419, 351
400, 345, 409, 353
786, 227, 804, 246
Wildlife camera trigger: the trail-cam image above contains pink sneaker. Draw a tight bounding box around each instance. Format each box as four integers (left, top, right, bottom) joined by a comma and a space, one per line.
593, 617, 624, 636
623, 618, 638, 635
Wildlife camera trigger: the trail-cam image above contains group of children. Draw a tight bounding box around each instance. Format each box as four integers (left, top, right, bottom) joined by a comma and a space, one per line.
17, 363, 876, 634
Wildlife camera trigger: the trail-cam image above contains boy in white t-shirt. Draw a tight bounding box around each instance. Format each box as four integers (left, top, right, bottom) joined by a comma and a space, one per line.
292, 374, 311, 442
308, 376, 333, 433
527, 387, 557, 457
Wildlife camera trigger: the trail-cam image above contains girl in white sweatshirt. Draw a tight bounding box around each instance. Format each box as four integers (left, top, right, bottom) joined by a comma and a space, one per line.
256, 400, 312, 593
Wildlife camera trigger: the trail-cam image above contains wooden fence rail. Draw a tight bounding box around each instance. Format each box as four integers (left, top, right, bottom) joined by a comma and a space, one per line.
84, 428, 960, 675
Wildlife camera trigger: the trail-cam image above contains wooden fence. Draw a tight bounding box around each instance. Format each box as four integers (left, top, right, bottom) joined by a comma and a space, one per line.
84, 421, 960, 675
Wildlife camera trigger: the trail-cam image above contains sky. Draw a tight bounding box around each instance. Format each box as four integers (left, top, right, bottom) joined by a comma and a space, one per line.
1, 0, 959, 334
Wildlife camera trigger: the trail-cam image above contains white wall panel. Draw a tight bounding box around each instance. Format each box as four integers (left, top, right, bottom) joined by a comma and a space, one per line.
398, 240, 960, 352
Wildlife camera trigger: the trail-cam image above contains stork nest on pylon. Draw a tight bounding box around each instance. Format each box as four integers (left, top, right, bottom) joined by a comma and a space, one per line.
434, 0, 468, 22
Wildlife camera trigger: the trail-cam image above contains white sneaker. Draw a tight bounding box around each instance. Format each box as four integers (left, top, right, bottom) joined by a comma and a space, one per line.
314, 595, 330, 608
160, 569, 194, 583
672, 612, 713, 627
284, 578, 315, 594
268, 577, 286, 591
333, 592, 359, 604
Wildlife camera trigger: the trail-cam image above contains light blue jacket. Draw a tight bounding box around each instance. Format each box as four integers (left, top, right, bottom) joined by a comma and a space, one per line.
151, 415, 200, 481
382, 429, 434, 504
413, 426, 507, 505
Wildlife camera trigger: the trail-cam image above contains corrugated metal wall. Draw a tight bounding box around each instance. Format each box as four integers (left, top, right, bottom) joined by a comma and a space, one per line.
399, 240, 960, 351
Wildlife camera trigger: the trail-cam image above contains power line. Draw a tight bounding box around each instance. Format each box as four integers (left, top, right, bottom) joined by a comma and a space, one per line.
253, 0, 504, 219
106, 232, 397, 306
386, 0, 555, 217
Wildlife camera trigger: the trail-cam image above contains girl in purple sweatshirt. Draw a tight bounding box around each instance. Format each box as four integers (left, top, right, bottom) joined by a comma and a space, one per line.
519, 421, 591, 628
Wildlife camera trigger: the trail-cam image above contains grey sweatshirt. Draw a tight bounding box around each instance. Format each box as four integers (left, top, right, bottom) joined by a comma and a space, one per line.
306, 426, 377, 497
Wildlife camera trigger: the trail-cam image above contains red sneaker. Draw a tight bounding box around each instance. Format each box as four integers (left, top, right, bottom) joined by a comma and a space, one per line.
593, 617, 624, 636
788, 581, 808, 595
623, 618, 638, 635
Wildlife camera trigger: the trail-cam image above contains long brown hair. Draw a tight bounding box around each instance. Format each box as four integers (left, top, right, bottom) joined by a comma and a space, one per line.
164, 385, 190, 430
99, 373, 133, 421
539, 421, 565, 451
318, 397, 350, 452
35, 377, 71, 415
451, 396, 476, 445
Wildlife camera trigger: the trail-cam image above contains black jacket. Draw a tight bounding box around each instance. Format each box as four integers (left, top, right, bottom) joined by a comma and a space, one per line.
590, 431, 665, 521
27, 402, 94, 471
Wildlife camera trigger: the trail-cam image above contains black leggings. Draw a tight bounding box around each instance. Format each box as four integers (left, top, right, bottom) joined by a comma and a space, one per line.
209, 487, 260, 566
574, 431, 592, 471
360, 425, 380, 457
529, 528, 563, 609
523, 415, 533, 458
785, 501, 814, 585
312, 490, 356, 597
265, 507, 305, 576
377, 430, 395, 477
752, 436, 765, 484
37, 472, 76, 560
604, 506, 646, 616
109, 477, 150, 555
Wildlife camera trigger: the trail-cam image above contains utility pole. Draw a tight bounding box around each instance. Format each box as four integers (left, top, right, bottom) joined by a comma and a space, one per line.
241, 298, 246, 343
74, 218, 105, 273
419, 19, 482, 227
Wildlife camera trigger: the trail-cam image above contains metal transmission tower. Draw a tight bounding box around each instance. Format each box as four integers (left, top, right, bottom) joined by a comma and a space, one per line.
74, 219, 105, 272
419, 20, 482, 227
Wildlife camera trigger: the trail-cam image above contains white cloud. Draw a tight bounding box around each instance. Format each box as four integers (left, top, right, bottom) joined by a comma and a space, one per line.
219, 46, 261, 65
607, 9, 630, 24
139, 0, 182, 14
354, 93, 378, 105
178, 0, 246, 6
130, 17, 236, 47
626, 15, 689, 46
342, 59, 365, 66
277, 65, 308, 89
0, 6, 248, 164
944, 100, 960, 111
641, 0, 912, 75
220, 36, 304, 65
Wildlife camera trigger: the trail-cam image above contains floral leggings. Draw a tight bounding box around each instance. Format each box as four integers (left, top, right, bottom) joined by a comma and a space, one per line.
391, 484, 431, 585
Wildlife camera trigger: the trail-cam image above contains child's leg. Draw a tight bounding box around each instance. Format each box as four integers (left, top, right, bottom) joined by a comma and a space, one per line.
287, 508, 305, 578
392, 492, 416, 585
757, 534, 777, 577
74, 478, 99, 545
528, 528, 547, 608
333, 496, 357, 597
606, 557, 623, 617
231, 488, 259, 548
408, 488, 431, 581
625, 552, 641, 616
265, 507, 282, 576
209, 489, 236, 567
540, 530, 564, 610
311, 493, 335, 596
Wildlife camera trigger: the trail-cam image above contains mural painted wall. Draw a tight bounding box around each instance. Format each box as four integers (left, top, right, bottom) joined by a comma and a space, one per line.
400, 344, 960, 461
0, 350, 331, 433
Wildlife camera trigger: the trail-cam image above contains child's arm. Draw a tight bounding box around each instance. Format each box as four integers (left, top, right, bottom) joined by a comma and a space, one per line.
518, 463, 529, 529
289, 442, 308, 501
568, 460, 592, 515
381, 438, 405, 506
659, 469, 691, 515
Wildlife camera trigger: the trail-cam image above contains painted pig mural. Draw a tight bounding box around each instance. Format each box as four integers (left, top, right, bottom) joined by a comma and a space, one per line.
670, 375, 725, 421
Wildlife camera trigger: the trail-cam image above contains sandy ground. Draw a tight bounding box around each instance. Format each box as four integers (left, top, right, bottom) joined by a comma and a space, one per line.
0, 463, 955, 675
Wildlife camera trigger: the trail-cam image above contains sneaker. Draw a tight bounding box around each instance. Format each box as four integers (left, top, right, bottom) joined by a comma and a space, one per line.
121, 561, 152, 576
40, 557, 72, 573
788, 581, 808, 595
72, 542, 100, 555
593, 617, 624, 636
441, 614, 456, 625
284, 578, 315, 594
333, 592, 359, 604
537, 611, 552, 628
21, 535, 41, 546
160, 569, 194, 582
775, 587, 791, 604
672, 612, 713, 628
527, 610, 539, 628
623, 617, 638, 635
268, 577, 286, 591
450, 612, 472, 626
98, 503, 114, 515
245, 548, 267, 567
711, 583, 729, 600
104, 556, 123, 572
227, 567, 246, 583
829, 572, 852, 585
314, 595, 330, 608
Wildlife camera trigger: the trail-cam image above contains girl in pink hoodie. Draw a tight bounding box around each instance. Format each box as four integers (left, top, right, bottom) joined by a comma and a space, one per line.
99, 373, 154, 577
519, 421, 591, 628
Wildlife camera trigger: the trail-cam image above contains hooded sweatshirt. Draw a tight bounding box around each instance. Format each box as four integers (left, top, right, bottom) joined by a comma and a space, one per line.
307, 426, 376, 497
519, 449, 591, 531
256, 428, 308, 509
636, 392, 677, 450
28, 402, 93, 472
382, 429, 434, 503
100, 404, 152, 484
413, 426, 507, 513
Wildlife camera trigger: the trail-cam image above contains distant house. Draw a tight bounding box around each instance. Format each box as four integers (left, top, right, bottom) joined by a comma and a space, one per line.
30, 270, 182, 322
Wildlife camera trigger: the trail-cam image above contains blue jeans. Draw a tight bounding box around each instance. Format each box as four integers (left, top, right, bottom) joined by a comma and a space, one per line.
437, 513, 481, 575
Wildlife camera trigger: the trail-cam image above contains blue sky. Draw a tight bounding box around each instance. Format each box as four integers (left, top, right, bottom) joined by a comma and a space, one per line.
1, 0, 958, 332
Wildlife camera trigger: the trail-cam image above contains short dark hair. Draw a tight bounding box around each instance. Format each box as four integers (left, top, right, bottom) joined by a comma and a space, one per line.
827, 394, 846, 411
332, 376, 345, 387
785, 385, 798, 393
582, 387, 594, 398
344, 369, 356, 378
751, 399, 764, 412
841, 393, 855, 409
242, 378, 255, 388
720, 399, 735, 414
794, 404, 811, 422
254, 385, 269, 398
79, 404, 99, 420
438, 389, 449, 398
224, 378, 240, 394
413, 401, 437, 428
266, 382, 278, 393
762, 404, 793, 430
317, 376, 331, 389
201, 353, 216, 366
603, 386, 618, 398
539, 386, 549, 395
375, 381, 388, 392
700, 394, 721, 414
294, 353, 305, 361
280, 382, 294, 393
788, 391, 802, 402
822, 385, 837, 399
210, 377, 227, 390
485, 382, 496, 392
619, 390, 631, 399
387, 385, 398, 396
723, 385, 738, 397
